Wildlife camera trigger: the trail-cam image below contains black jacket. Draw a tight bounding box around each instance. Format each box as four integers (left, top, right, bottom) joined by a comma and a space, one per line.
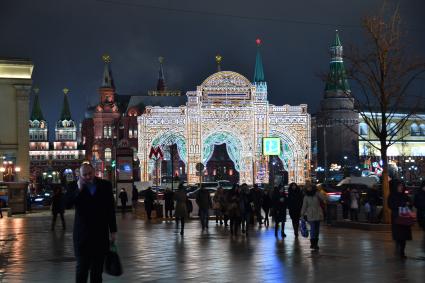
67, 178, 117, 256
287, 189, 303, 218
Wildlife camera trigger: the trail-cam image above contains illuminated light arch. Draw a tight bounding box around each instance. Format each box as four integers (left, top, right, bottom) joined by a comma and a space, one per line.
138, 71, 311, 185
202, 131, 244, 171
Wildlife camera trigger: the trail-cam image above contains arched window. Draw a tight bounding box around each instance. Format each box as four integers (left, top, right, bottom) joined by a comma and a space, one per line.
387, 123, 397, 136
105, 148, 112, 161
359, 123, 368, 136
410, 123, 420, 136
420, 124, 425, 136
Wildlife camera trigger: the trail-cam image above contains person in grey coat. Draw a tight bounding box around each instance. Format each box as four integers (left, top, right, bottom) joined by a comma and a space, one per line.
301, 181, 327, 250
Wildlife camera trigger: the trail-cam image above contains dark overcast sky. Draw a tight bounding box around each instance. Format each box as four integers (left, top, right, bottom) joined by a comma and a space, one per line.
1, 0, 424, 125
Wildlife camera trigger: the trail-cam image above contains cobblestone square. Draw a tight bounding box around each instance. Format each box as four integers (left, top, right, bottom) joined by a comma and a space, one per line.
0, 211, 424, 283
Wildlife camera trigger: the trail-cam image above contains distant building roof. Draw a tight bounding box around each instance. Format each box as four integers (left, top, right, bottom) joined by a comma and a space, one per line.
125, 94, 187, 113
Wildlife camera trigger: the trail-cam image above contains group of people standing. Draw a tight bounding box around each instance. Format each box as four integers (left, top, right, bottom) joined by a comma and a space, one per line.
340, 185, 380, 222
208, 181, 326, 249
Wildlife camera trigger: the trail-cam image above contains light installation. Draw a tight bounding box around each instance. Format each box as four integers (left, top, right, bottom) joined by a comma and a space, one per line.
138, 70, 311, 185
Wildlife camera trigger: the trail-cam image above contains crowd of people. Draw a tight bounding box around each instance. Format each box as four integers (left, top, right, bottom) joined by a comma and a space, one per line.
134, 179, 425, 256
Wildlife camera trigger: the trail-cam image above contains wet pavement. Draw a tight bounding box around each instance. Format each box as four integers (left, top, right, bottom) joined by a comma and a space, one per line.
1, 210, 425, 283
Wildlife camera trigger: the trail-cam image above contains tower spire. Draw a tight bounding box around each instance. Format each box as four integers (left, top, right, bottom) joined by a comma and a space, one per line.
253, 38, 265, 83
30, 87, 45, 121
325, 30, 350, 93
101, 54, 115, 89
60, 88, 72, 120
215, 54, 222, 72
156, 56, 166, 91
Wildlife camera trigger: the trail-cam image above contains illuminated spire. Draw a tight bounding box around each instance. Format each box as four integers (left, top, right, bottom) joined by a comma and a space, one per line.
156, 56, 166, 91
101, 54, 115, 89
253, 38, 265, 83
325, 30, 350, 92
30, 87, 45, 121
215, 54, 222, 72
60, 88, 72, 120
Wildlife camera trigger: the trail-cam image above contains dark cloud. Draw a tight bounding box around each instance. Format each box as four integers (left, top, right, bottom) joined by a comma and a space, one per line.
1, 0, 424, 135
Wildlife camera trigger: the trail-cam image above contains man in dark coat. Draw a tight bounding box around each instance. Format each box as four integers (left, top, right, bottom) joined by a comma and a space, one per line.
51, 185, 66, 230
414, 181, 425, 231
67, 163, 117, 283
287, 183, 303, 237
164, 188, 175, 218
144, 187, 156, 220
118, 188, 128, 213
196, 186, 212, 230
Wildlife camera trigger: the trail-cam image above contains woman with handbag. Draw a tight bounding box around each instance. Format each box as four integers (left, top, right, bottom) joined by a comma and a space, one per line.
388, 180, 412, 259
301, 181, 327, 250
213, 187, 224, 225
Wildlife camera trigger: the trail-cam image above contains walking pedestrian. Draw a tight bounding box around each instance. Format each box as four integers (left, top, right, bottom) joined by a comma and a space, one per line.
262, 188, 272, 227
228, 186, 241, 236
240, 183, 252, 234
51, 185, 66, 231
144, 187, 156, 220
174, 184, 188, 236
164, 187, 174, 218
366, 184, 380, 223
414, 181, 425, 232
118, 188, 128, 213
272, 186, 287, 238
287, 182, 304, 238
66, 163, 117, 283
196, 185, 212, 231
213, 187, 225, 225
131, 184, 139, 211
251, 184, 264, 226
223, 189, 231, 227
340, 187, 351, 220
301, 181, 327, 250
350, 187, 360, 222
388, 180, 412, 259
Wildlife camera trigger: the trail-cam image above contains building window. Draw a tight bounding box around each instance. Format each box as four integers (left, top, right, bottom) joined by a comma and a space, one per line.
387, 123, 397, 136
411, 123, 420, 136
420, 124, 425, 136
133, 128, 138, 138
128, 129, 133, 138
359, 123, 368, 136
105, 148, 112, 161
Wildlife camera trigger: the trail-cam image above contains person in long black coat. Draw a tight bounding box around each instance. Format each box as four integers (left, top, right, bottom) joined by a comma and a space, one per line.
414, 181, 425, 232
287, 182, 304, 238
67, 163, 117, 283
164, 188, 175, 218
272, 186, 287, 238
51, 185, 66, 230
388, 179, 412, 259
144, 187, 156, 220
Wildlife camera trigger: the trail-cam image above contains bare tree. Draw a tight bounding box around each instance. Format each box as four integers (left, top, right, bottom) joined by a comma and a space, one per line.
343, 5, 425, 223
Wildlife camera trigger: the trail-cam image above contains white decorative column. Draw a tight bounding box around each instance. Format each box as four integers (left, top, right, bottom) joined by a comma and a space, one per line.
14, 84, 31, 181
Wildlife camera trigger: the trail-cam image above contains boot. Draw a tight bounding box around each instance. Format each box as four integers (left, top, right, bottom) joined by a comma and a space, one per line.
275, 225, 279, 237
313, 239, 320, 250
281, 223, 286, 238
310, 239, 314, 249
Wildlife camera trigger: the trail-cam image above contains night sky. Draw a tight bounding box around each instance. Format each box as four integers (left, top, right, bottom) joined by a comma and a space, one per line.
1, 0, 424, 126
